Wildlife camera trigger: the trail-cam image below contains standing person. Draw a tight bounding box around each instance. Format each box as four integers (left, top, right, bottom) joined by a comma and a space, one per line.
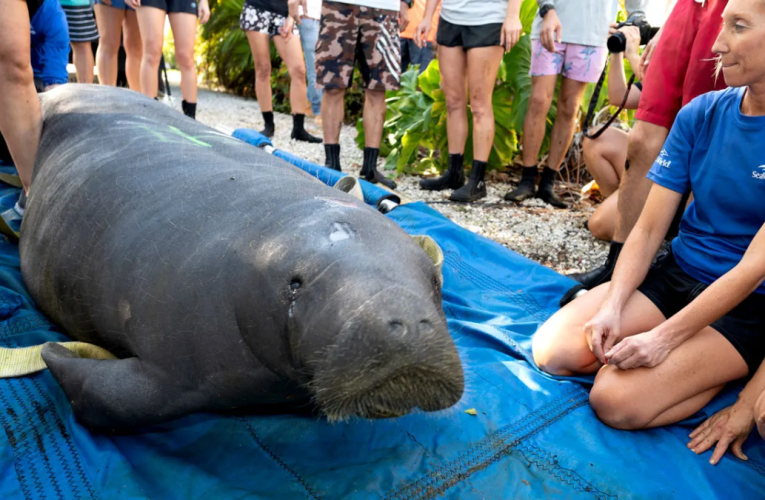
289, 0, 413, 190
582, 25, 643, 242
416, 0, 523, 202
59, 0, 99, 83
241, 0, 322, 142
400, 0, 439, 74
564, 0, 728, 302
125, 0, 210, 119
297, 0, 323, 127
30, 0, 71, 92
0, 0, 44, 196
504, 0, 647, 209
94, 0, 143, 90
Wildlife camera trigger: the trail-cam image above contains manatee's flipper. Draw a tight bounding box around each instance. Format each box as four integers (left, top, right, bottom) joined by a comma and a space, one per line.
42, 343, 204, 431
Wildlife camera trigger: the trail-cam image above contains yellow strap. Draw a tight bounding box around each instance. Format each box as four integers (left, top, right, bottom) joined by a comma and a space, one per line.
0, 173, 23, 189
0, 342, 117, 378
0, 215, 18, 242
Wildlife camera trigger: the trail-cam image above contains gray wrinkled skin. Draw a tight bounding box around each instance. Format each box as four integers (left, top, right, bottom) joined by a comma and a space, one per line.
19, 85, 464, 431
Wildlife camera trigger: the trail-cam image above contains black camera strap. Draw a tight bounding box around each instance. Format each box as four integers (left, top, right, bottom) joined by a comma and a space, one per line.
582, 61, 635, 140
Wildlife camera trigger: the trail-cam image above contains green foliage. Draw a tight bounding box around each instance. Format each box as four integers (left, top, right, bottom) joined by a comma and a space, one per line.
199, 0, 365, 123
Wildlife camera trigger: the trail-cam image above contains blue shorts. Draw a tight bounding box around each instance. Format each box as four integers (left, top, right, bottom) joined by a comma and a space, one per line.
97, 0, 133, 10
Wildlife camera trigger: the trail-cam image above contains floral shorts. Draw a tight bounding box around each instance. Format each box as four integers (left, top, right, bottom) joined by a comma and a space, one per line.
530, 39, 607, 83
239, 5, 299, 37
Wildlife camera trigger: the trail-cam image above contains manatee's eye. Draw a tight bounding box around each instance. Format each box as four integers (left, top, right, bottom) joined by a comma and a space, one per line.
290, 278, 302, 291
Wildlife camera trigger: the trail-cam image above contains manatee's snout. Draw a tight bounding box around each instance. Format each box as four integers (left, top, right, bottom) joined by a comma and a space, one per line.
307, 291, 464, 420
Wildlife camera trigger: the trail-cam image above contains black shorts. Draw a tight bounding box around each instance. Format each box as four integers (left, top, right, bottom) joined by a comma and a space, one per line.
141, 0, 197, 15
435, 17, 502, 50
638, 250, 765, 373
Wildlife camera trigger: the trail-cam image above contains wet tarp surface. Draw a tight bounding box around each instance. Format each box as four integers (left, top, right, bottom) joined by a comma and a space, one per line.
0, 136, 763, 499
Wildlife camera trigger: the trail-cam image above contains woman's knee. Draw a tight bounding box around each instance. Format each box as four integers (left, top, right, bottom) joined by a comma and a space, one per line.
589, 372, 653, 430
0, 51, 32, 86
287, 62, 306, 83
175, 49, 195, 72
588, 209, 613, 241
254, 61, 272, 81
527, 86, 554, 115
532, 324, 585, 377
142, 40, 163, 67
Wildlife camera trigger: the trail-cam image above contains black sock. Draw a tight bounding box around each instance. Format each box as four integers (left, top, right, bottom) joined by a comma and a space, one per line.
291, 114, 322, 142
362, 147, 380, 179
448, 153, 464, 172
520, 166, 538, 183
325, 144, 341, 171
263, 112, 274, 128
538, 166, 558, 190
181, 100, 197, 119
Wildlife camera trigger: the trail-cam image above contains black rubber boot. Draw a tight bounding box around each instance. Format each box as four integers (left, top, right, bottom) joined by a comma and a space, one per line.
325, 144, 341, 171
260, 111, 275, 138
449, 160, 487, 202
181, 100, 197, 120
504, 166, 537, 202
290, 114, 322, 143
536, 167, 568, 208
560, 241, 624, 307
361, 147, 397, 190
419, 154, 465, 191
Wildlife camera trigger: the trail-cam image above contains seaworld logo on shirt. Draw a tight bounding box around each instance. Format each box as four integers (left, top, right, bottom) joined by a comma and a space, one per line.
656, 149, 671, 169
753, 166, 765, 180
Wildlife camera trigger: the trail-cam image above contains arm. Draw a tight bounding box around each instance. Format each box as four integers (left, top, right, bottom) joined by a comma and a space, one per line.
607, 26, 642, 109
608, 222, 765, 368
500, 0, 523, 52
686, 358, 765, 465
415, 0, 441, 48
288, 0, 308, 23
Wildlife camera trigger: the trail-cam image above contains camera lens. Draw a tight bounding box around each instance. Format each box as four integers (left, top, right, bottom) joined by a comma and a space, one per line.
607, 32, 627, 53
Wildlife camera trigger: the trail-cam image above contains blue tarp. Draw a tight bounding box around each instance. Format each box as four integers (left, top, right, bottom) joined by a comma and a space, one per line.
0, 135, 762, 499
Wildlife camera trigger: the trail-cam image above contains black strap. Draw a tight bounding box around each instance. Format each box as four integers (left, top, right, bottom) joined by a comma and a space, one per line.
582, 62, 635, 140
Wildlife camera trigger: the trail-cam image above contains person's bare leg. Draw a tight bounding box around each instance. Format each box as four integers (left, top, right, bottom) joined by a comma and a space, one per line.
613, 121, 670, 242
363, 89, 385, 149
521, 75, 558, 166
246, 31, 273, 112
0, 0, 41, 192
71, 42, 95, 83
136, 6, 166, 98
322, 88, 344, 143
587, 190, 618, 241
547, 77, 588, 172
438, 45, 468, 155
505, 74, 557, 203
418, 45, 467, 192
590, 327, 747, 429
466, 46, 503, 162
272, 34, 308, 115
123, 10, 143, 91
582, 127, 628, 197
94, 4, 125, 86
169, 12, 198, 104
448, 45, 503, 203
532, 283, 666, 377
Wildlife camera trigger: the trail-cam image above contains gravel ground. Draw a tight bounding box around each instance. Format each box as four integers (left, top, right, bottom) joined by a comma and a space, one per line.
167, 73, 608, 275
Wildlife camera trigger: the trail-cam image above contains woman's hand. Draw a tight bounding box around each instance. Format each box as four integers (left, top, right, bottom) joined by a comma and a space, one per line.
539, 9, 562, 53
399, 1, 410, 32
101, 0, 112, 6
125, 0, 140, 8
639, 24, 662, 79
500, 14, 522, 52
288, 0, 307, 23
584, 305, 621, 364
604, 329, 674, 369
198, 0, 210, 24
280, 15, 294, 40
688, 402, 755, 465
414, 19, 431, 49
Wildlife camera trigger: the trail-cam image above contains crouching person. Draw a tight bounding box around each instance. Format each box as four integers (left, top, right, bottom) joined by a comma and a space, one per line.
533, 0, 765, 464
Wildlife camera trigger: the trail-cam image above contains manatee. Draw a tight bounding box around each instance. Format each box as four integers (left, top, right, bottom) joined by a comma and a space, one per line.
19, 85, 464, 430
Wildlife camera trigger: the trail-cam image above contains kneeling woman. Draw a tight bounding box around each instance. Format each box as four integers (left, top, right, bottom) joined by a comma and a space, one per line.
533, 0, 765, 464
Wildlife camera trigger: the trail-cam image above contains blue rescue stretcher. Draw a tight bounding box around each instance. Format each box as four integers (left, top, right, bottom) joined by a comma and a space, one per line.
0, 130, 761, 499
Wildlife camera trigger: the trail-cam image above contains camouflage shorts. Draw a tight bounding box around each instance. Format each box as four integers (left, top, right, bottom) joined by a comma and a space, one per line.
315, 1, 401, 91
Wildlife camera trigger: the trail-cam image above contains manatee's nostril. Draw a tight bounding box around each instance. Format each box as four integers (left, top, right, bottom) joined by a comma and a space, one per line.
290, 279, 302, 291
389, 321, 407, 336
418, 320, 434, 336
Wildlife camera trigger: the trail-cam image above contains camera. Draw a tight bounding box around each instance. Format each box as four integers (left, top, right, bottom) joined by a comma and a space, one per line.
607, 13, 658, 53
